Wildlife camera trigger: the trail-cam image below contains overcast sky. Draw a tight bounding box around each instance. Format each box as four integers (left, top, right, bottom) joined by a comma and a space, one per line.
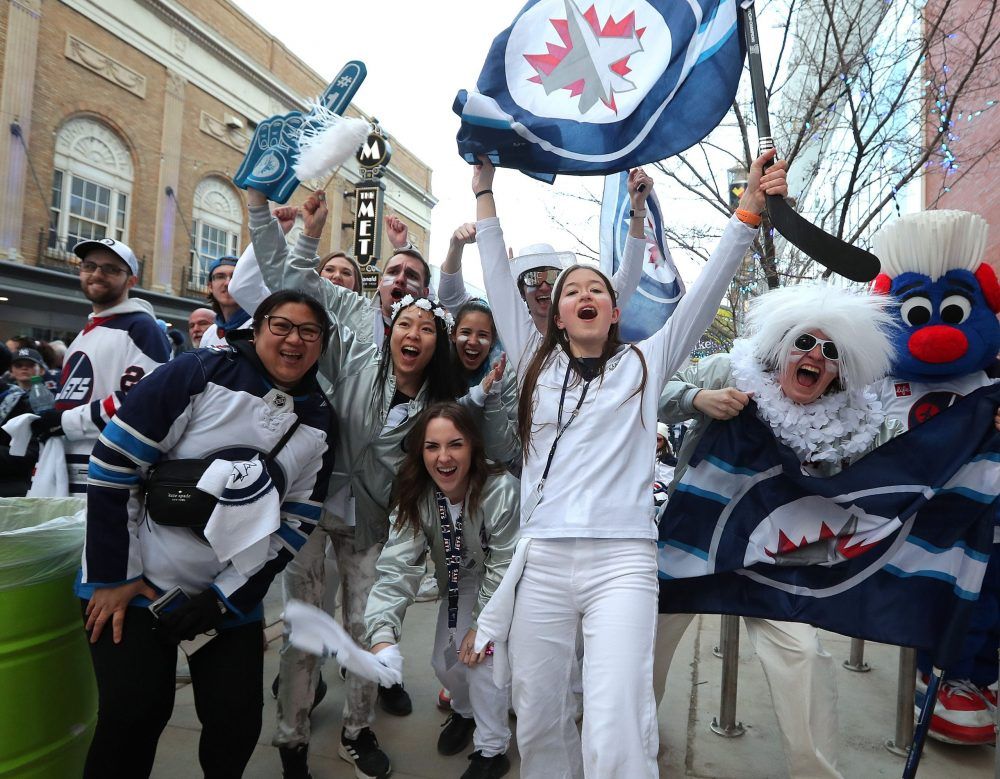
231, 0, 725, 288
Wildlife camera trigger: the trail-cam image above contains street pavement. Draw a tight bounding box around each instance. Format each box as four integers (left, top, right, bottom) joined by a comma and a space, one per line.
151, 585, 994, 778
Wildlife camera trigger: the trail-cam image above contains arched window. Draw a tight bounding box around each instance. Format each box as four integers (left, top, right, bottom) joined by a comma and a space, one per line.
49, 118, 134, 256
191, 176, 242, 287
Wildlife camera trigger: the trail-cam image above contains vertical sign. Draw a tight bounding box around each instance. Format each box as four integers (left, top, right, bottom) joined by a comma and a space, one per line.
353, 121, 392, 296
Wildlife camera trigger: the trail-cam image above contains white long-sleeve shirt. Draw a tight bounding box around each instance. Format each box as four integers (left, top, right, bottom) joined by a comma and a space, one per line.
477, 215, 755, 540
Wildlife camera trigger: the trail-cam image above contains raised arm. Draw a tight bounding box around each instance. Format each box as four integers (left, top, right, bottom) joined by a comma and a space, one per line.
473, 158, 540, 372
244, 188, 373, 338
438, 223, 477, 311
640, 151, 788, 389
611, 168, 654, 309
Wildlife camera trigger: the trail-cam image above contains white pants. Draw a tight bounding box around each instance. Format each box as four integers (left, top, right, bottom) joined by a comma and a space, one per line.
652, 613, 842, 779
509, 539, 659, 779
430, 566, 511, 757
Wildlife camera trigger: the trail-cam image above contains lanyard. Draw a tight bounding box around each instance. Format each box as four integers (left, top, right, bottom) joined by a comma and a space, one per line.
435, 489, 464, 640
539, 361, 592, 487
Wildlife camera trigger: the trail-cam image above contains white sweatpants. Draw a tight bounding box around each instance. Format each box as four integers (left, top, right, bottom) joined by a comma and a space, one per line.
508, 539, 659, 779
430, 567, 511, 757
652, 613, 842, 779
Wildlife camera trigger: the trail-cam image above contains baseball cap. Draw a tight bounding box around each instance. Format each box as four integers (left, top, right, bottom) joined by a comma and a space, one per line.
12, 347, 45, 369
73, 237, 139, 277
208, 256, 239, 276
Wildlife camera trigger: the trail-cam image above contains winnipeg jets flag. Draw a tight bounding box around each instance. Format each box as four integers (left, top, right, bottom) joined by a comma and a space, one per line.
454, 0, 744, 181
599, 171, 684, 340
658, 383, 1000, 667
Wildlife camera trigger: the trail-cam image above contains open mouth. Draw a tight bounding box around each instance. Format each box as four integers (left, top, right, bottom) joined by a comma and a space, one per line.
578, 306, 598, 321
390, 288, 405, 300
436, 465, 457, 478
401, 345, 420, 358
796, 364, 821, 387
536, 294, 550, 305
279, 349, 303, 364
463, 347, 482, 360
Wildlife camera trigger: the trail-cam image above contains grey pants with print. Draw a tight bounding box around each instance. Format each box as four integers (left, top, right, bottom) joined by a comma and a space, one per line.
273, 512, 382, 745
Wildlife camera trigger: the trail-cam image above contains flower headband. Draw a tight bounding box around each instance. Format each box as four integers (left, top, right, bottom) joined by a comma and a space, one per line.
390, 294, 455, 335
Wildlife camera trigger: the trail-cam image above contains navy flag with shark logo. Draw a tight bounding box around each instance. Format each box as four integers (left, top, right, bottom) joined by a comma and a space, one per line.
454, 0, 744, 181
658, 383, 1000, 668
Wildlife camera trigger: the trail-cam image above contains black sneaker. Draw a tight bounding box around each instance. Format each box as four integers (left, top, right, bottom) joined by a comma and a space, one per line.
437, 711, 477, 756
278, 743, 313, 779
271, 674, 328, 713
461, 751, 511, 779
338, 727, 392, 779
378, 682, 413, 716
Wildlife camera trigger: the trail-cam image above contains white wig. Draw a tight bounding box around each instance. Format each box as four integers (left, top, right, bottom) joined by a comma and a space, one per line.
872, 210, 989, 278
745, 283, 896, 391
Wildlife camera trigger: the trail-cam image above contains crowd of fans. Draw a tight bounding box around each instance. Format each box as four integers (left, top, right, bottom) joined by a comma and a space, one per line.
5, 144, 998, 779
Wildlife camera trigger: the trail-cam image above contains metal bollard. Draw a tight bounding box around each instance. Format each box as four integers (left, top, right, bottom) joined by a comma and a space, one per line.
885, 647, 916, 757
843, 637, 871, 672
710, 614, 746, 737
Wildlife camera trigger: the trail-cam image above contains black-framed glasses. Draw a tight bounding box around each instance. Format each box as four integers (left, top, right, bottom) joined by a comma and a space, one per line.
519, 267, 559, 289
80, 260, 127, 277
793, 333, 839, 360
263, 315, 325, 342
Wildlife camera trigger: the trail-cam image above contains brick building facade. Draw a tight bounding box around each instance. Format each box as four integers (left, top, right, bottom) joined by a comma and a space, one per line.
0, 0, 435, 341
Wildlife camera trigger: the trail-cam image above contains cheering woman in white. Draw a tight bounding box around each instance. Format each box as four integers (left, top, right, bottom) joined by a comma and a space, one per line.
469, 152, 787, 778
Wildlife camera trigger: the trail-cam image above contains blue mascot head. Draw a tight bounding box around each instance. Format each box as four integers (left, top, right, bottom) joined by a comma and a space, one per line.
871, 210, 1000, 382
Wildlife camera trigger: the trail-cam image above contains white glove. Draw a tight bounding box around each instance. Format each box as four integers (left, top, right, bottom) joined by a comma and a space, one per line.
283, 599, 403, 687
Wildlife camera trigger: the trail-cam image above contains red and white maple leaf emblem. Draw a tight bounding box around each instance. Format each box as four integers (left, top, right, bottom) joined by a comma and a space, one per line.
524, 1, 645, 114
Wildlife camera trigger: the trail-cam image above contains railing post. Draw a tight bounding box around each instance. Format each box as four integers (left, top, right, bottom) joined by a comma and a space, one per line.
885, 647, 916, 757
710, 614, 746, 738
843, 637, 871, 672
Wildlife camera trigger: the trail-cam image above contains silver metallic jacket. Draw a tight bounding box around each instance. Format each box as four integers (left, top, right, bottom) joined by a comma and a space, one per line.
364, 471, 521, 646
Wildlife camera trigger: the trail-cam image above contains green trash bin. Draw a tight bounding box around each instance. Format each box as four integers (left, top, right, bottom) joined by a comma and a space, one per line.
0, 497, 95, 778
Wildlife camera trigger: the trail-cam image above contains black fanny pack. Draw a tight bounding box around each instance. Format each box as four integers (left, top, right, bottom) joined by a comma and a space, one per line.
144, 418, 300, 529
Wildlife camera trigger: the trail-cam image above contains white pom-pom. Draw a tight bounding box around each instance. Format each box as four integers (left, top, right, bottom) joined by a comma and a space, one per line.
293, 105, 370, 181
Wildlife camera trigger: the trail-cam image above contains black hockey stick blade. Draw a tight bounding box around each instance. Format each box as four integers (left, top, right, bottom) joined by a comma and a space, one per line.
740, 1, 881, 282
766, 194, 881, 282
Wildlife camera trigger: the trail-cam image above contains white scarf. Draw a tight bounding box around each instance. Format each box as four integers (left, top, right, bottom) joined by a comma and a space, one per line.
729, 339, 885, 464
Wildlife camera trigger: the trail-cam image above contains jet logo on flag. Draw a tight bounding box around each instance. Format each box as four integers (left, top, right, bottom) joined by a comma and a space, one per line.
523, 2, 645, 115
455, 0, 744, 181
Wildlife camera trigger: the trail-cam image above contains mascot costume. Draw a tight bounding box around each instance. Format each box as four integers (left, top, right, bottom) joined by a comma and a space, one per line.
872, 209, 1000, 745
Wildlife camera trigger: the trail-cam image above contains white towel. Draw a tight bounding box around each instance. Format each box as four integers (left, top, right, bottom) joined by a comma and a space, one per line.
473, 537, 532, 688
2, 414, 70, 496
198, 458, 280, 576
27, 438, 69, 498
283, 599, 404, 687
2, 412, 37, 457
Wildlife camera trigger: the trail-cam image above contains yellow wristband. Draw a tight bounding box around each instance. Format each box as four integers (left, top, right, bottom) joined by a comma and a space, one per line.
734, 208, 762, 227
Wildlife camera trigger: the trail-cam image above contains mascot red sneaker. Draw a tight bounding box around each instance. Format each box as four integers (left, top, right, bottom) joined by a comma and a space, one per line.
872, 209, 1000, 745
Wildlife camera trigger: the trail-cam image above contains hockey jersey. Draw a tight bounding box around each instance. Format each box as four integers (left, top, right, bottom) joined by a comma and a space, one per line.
56, 298, 171, 493
79, 341, 334, 622
878, 373, 996, 432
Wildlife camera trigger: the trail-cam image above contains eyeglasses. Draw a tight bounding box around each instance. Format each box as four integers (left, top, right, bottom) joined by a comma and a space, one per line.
519, 268, 560, 289
210, 272, 233, 282
263, 315, 325, 342
80, 260, 127, 277
793, 333, 839, 360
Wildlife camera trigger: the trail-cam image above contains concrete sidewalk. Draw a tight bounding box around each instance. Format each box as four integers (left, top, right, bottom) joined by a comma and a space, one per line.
152, 590, 994, 778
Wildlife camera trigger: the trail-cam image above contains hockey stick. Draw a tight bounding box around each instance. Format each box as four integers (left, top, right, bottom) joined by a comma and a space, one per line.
740, 1, 881, 282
